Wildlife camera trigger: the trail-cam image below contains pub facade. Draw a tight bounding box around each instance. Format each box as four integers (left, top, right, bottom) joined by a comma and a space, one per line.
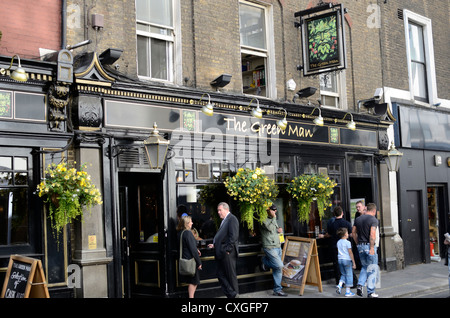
0, 0, 418, 298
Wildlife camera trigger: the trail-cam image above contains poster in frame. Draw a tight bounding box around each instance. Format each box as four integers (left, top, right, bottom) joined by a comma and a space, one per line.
299, 4, 347, 76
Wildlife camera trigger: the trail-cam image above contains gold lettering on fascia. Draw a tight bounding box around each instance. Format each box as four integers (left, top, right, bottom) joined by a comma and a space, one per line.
224, 117, 314, 138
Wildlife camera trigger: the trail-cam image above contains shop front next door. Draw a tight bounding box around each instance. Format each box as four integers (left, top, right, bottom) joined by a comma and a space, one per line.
119, 172, 165, 297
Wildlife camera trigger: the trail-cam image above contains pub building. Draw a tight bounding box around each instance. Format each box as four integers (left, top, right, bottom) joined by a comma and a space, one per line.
0, 49, 396, 298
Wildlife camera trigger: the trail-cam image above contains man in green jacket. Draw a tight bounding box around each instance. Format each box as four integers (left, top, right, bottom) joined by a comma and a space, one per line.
261, 204, 287, 296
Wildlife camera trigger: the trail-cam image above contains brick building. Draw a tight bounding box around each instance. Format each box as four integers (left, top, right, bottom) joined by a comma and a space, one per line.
0, 0, 448, 298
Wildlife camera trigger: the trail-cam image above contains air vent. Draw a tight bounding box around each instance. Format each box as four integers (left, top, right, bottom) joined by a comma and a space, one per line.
397, 9, 404, 20
117, 147, 149, 168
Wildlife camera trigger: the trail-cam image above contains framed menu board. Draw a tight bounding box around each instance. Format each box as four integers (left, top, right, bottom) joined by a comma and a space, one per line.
281, 236, 322, 296
1, 255, 49, 298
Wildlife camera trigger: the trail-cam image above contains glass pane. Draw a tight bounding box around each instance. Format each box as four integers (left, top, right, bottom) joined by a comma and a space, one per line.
411, 61, 428, 99
15, 173, 28, 186
137, 35, 149, 77
239, 3, 266, 49
0, 189, 29, 245
409, 23, 425, 62
0, 156, 12, 169
14, 157, 27, 170
151, 38, 168, 80
0, 172, 12, 186
137, 0, 172, 27
320, 73, 337, 93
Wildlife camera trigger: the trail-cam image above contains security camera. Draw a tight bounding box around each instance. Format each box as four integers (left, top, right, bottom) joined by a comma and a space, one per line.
373, 88, 383, 102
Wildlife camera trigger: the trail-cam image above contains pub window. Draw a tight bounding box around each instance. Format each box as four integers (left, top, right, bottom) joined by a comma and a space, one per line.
136, 0, 177, 82
239, 1, 274, 97
0, 91, 46, 122
0, 156, 30, 246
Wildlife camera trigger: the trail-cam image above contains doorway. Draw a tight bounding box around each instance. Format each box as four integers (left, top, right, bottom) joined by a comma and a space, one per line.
403, 190, 424, 265
427, 186, 447, 260
118, 172, 165, 297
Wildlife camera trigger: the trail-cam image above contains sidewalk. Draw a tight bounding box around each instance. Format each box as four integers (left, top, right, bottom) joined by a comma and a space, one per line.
238, 259, 449, 298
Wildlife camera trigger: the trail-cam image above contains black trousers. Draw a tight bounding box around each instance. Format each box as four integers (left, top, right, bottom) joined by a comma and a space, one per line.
216, 250, 239, 298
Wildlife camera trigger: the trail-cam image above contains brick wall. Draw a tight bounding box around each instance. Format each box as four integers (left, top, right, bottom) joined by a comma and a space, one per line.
0, 0, 61, 58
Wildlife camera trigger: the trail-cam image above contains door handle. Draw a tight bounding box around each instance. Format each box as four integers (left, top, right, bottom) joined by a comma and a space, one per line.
121, 227, 127, 240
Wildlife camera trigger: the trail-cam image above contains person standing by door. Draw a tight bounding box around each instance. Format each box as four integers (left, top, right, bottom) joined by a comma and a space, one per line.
260, 204, 287, 296
177, 215, 202, 298
352, 203, 379, 298
208, 202, 239, 298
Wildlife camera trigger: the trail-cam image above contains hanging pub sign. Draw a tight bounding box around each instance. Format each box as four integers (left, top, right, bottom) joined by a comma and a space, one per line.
296, 3, 347, 76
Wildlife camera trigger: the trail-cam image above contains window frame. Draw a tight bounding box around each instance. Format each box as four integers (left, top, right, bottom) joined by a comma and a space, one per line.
239, 0, 276, 99
318, 71, 347, 109
136, 0, 182, 84
403, 10, 438, 106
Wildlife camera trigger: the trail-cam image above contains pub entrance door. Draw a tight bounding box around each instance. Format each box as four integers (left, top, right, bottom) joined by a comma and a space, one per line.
118, 172, 166, 297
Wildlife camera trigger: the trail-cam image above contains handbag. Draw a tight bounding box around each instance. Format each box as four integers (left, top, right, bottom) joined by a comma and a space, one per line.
179, 230, 196, 277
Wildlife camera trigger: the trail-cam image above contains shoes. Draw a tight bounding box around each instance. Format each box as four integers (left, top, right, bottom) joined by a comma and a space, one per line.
260, 261, 269, 272
336, 285, 342, 294
273, 290, 288, 296
345, 291, 355, 297
367, 293, 379, 298
356, 285, 363, 297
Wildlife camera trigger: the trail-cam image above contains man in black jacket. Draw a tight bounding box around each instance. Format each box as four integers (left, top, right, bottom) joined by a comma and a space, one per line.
208, 202, 239, 298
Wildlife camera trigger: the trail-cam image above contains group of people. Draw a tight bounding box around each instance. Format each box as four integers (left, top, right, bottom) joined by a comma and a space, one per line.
320, 201, 380, 298
177, 199, 382, 298
177, 202, 239, 298
177, 202, 287, 298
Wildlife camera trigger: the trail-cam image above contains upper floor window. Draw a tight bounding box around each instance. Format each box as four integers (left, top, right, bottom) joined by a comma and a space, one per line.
407, 22, 427, 102
403, 10, 438, 105
319, 72, 346, 109
239, 1, 275, 98
136, 0, 174, 81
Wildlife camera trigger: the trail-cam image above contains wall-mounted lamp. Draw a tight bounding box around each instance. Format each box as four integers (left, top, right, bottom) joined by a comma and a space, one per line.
385, 141, 403, 172
249, 98, 263, 119
310, 106, 324, 126
0, 55, 28, 82
276, 109, 288, 131
293, 86, 317, 103
199, 93, 214, 116
210, 74, 232, 89
143, 123, 171, 170
342, 112, 356, 131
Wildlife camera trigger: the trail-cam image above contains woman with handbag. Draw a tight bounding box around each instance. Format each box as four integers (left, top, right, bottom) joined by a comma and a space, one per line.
177, 215, 202, 298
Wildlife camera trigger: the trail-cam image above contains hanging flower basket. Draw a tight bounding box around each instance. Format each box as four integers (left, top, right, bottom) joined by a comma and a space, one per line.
224, 167, 278, 230
286, 174, 336, 223
36, 161, 103, 235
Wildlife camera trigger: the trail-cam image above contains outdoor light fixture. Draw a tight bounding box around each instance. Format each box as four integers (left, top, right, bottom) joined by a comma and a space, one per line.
310, 106, 324, 126
342, 112, 356, 131
276, 109, 288, 131
143, 123, 171, 170
249, 98, 263, 119
385, 141, 403, 172
293, 86, 317, 103
0, 55, 28, 82
210, 74, 232, 88
199, 93, 214, 116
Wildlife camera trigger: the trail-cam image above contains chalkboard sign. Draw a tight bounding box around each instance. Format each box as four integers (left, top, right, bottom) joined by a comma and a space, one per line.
1, 255, 49, 298
281, 237, 322, 296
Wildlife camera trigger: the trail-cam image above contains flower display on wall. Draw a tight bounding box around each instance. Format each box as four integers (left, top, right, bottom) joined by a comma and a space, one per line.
224, 167, 278, 230
286, 174, 336, 223
36, 161, 103, 235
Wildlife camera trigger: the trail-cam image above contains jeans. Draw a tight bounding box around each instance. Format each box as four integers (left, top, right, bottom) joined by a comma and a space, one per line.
338, 259, 353, 286
262, 247, 284, 293
357, 244, 378, 294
